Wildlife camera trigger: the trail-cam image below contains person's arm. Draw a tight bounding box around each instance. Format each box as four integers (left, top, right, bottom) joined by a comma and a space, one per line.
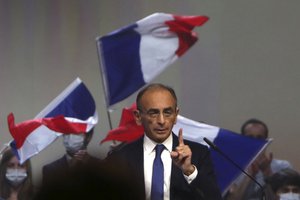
171, 129, 222, 199
226, 157, 265, 200
225, 175, 254, 200
183, 165, 198, 184
170, 128, 195, 176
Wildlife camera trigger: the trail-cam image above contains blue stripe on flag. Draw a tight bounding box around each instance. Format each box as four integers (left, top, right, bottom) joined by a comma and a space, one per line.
9, 140, 20, 160
45, 83, 96, 120
212, 129, 267, 192
100, 24, 145, 105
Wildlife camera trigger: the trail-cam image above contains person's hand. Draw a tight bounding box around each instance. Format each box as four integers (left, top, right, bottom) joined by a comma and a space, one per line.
70, 150, 90, 166
248, 161, 260, 176
73, 149, 89, 161
170, 128, 195, 176
258, 152, 273, 176
249, 152, 273, 176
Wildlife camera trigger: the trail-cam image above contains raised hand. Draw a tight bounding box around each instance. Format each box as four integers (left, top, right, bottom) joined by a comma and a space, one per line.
70, 149, 90, 166
249, 151, 273, 176
258, 152, 273, 176
170, 128, 195, 176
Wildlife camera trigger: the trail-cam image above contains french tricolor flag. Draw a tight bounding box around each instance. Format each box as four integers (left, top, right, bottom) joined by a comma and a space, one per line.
97, 13, 209, 106
172, 116, 271, 194
8, 78, 98, 164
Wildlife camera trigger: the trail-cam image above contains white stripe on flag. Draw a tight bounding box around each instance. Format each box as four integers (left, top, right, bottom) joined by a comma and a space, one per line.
173, 115, 219, 146
17, 125, 62, 164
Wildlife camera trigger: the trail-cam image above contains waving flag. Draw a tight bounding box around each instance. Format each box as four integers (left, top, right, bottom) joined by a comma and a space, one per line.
97, 13, 209, 106
101, 105, 270, 195
8, 78, 98, 164
100, 103, 143, 144
172, 116, 271, 194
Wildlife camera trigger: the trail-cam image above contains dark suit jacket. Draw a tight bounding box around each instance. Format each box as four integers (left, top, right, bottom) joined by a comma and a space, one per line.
107, 133, 223, 200
42, 155, 69, 185
42, 154, 101, 185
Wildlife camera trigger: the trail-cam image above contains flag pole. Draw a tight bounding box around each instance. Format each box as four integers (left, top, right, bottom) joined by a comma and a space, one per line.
95, 38, 113, 131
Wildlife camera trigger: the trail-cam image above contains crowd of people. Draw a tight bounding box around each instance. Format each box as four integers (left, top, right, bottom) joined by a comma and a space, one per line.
0, 83, 299, 200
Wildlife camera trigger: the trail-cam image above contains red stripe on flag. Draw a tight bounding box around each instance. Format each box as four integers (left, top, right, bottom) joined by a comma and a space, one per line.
100, 103, 144, 144
7, 113, 88, 149
42, 116, 87, 134
166, 15, 209, 56
8, 113, 42, 149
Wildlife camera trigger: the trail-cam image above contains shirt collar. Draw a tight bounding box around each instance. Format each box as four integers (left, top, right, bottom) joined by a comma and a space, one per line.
144, 133, 173, 154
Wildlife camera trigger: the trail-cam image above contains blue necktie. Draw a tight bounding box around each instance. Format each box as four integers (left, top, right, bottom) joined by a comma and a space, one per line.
151, 144, 164, 200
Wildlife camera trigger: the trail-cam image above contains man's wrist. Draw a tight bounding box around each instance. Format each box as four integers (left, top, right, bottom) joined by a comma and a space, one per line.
183, 165, 195, 176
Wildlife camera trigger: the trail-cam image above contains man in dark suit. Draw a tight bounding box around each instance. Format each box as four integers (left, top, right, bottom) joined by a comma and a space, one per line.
42, 129, 95, 185
107, 83, 222, 200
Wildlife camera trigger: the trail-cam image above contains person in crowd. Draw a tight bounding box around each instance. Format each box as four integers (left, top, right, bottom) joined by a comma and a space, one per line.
225, 118, 293, 200
107, 83, 222, 200
42, 128, 96, 184
0, 148, 34, 200
265, 168, 300, 200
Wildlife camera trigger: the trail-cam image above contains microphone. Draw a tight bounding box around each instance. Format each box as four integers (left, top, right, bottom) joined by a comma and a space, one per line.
203, 137, 266, 200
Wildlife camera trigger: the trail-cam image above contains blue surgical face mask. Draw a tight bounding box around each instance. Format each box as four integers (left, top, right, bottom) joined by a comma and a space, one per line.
63, 134, 85, 155
6, 168, 27, 186
279, 193, 300, 200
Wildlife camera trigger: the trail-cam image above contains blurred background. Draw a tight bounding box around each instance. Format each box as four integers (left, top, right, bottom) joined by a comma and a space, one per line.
1, 0, 299, 186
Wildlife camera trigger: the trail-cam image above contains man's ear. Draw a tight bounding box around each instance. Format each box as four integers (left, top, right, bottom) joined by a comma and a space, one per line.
133, 110, 142, 125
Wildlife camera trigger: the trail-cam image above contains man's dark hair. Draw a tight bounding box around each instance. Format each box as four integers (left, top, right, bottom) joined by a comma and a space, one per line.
136, 83, 177, 110
240, 118, 269, 138
83, 128, 94, 148
265, 168, 300, 193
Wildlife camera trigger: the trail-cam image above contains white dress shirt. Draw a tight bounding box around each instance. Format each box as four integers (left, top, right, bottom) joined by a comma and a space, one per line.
143, 134, 198, 200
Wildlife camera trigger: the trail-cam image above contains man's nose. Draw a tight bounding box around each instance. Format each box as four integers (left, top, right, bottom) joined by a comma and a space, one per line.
157, 113, 166, 124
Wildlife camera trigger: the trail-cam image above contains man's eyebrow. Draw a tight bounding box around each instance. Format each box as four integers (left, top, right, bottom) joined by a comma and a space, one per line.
146, 108, 160, 113
146, 107, 174, 112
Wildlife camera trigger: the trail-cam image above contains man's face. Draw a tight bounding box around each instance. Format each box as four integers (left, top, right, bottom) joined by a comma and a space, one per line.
134, 88, 179, 143
243, 123, 267, 139
277, 185, 300, 195
276, 185, 300, 200
63, 133, 86, 156
244, 123, 268, 160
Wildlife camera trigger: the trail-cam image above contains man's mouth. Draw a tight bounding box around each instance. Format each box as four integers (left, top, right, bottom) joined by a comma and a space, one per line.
155, 128, 168, 134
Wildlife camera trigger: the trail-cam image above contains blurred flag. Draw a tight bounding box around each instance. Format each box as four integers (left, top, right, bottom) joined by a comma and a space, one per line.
8, 78, 98, 164
100, 103, 143, 144
101, 105, 270, 195
96, 12, 209, 106
172, 115, 271, 194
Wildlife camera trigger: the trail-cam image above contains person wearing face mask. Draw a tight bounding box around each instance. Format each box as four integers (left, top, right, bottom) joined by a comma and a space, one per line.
42, 128, 96, 185
0, 148, 34, 200
265, 168, 300, 200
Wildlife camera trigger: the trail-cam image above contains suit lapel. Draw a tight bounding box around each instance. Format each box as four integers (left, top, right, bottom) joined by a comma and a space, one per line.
132, 137, 146, 194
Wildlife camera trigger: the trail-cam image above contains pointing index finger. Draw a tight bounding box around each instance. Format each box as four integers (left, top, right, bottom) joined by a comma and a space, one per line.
178, 128, 184, 146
